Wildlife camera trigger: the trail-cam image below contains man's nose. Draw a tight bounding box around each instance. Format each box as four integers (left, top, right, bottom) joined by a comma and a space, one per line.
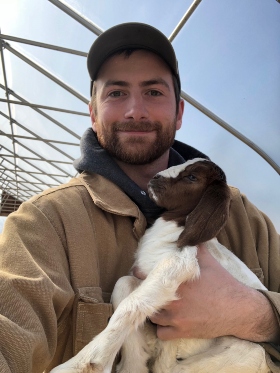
124, 95, 149, 121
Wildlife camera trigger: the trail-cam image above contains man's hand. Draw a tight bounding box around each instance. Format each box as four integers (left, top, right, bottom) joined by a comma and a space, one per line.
142, 244, 279, 343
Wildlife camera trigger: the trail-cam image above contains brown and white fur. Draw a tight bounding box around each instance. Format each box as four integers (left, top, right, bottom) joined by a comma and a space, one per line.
51, 158, 270, 373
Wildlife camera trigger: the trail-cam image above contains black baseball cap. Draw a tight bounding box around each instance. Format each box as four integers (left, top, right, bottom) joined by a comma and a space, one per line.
87, 22, 181, 95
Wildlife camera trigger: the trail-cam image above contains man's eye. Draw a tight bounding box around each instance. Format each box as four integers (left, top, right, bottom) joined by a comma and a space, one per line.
109, 91, 124, 97
148, 90, 162, 96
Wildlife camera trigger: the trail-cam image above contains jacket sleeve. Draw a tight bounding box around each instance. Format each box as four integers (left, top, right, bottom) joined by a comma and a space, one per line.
224, 190, 280, 372
252, 207, 280, 372
0, 201, 75, 373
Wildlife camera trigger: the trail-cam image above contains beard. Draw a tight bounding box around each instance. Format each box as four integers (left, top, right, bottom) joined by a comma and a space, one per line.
95, 119, 177, 165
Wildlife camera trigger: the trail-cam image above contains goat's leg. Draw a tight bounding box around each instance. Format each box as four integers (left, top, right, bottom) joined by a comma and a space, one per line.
111, 276, 151, 373
51, 246, 200, 373
115, 324, 153, 373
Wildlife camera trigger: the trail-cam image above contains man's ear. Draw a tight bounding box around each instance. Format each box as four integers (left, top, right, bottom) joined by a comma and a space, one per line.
176, 99, 184, 130
88, 102, 97, 132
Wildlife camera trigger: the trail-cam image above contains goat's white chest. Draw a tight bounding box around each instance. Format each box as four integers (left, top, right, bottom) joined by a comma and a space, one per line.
134, 218, 183, 276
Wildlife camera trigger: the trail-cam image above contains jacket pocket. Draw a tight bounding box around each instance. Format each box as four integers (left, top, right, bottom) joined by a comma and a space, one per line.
73, 287, 113, 355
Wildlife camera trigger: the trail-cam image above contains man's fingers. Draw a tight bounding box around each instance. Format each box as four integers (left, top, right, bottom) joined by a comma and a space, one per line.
156, 325, 177, 341
149, 311, 176, 341
149, 309, 172, 327
149, 314, 167, 326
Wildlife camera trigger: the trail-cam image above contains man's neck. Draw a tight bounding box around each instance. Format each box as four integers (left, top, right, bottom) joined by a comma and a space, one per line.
114, 151, 170, 192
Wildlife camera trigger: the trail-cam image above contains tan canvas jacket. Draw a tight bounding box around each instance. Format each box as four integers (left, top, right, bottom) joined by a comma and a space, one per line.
0, 172, 279, 373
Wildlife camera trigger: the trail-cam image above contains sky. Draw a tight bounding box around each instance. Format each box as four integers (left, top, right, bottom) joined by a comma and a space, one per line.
0, 0, 279, 232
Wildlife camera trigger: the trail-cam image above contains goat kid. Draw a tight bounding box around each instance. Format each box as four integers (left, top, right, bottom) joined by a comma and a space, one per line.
51, 158, 270, 373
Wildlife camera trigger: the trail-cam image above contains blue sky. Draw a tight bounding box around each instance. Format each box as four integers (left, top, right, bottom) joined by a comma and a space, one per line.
0, 0, 279, 231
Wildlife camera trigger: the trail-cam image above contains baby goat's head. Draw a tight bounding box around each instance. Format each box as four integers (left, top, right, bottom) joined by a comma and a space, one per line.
148, 158, 231, 247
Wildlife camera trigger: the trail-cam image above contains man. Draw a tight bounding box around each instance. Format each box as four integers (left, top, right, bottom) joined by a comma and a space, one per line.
0, 23, 279, 373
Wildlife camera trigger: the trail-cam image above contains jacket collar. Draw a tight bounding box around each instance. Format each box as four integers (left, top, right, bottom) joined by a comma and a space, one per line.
77, 172, 146, 239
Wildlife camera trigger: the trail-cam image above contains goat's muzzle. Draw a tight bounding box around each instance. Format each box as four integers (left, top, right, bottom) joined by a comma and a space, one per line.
147, 177, 167, 200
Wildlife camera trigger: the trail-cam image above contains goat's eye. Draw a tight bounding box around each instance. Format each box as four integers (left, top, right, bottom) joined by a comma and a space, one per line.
185, 174, 197, 182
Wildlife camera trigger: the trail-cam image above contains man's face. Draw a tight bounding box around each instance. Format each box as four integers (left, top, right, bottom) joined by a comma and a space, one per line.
89, 50, 184, 165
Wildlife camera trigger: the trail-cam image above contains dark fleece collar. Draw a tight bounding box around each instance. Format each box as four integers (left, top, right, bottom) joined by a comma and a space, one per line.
73, 128, 209, 223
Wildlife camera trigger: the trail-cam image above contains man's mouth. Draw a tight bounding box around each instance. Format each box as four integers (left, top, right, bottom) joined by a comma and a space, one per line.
114, 121, 160, 133
117, 129, 155, 134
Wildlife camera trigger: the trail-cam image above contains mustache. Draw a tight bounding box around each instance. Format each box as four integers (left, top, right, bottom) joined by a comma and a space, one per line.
112, 121, 161, 132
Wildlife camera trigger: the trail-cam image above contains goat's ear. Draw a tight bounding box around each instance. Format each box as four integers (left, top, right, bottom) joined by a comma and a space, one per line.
177, 180, 231, 248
